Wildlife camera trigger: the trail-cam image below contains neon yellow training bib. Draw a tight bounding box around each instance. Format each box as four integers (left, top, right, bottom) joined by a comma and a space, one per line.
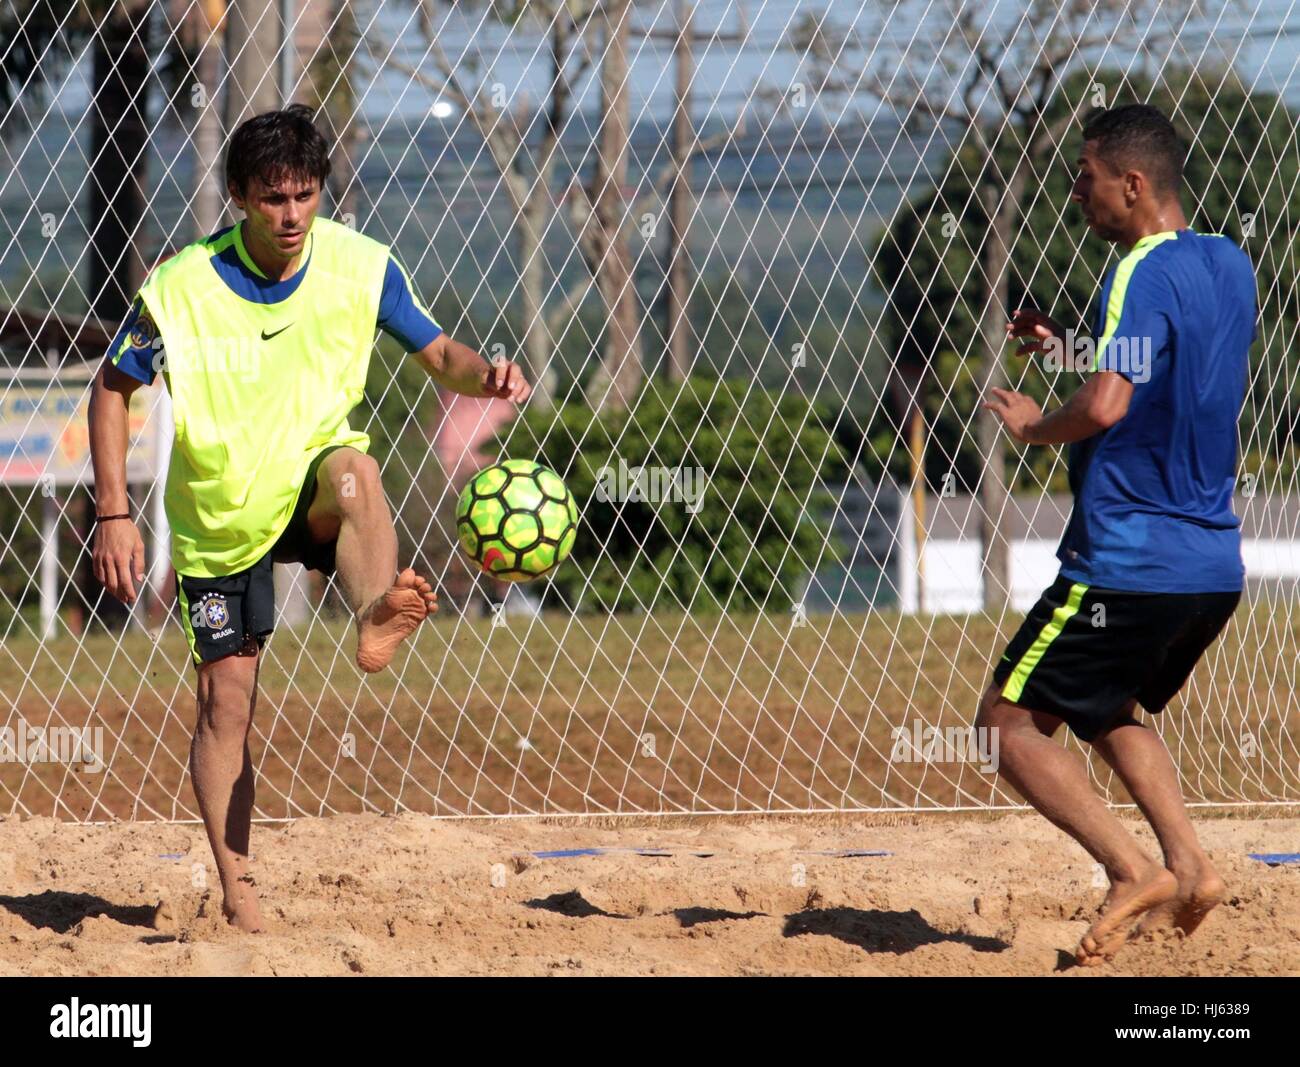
139, 215, 390, 577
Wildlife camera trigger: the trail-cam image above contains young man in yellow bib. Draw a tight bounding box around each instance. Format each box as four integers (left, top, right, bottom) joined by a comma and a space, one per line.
88, 105, 530, 932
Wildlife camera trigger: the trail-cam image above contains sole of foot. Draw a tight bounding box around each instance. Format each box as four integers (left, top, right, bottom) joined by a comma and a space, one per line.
356, 568, 438, 673
1076, 866, 1178, 967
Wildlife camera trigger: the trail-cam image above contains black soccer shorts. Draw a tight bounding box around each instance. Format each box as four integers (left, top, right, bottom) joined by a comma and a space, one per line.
175, 445, 344, 666
990, 575, 1241, 741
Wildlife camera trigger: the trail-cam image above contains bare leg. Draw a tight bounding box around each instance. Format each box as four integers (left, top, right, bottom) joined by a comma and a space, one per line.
307, 448, 438, 671
1091, 707, 1225, 939
190, 649, 263, 932
976, 685, 1176, 965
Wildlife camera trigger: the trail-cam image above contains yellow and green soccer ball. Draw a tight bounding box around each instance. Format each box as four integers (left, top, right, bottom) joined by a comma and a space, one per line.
456, 459, 578, 582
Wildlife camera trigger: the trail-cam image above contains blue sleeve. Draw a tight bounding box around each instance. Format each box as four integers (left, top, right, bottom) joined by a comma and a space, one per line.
377, 257, 443, 352
105, 297, 160, 385
1093, 259, 1171, 386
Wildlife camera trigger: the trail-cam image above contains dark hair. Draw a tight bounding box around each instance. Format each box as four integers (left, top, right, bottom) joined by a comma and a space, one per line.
1080, 103, 1185, 196
225, 103, 332, 197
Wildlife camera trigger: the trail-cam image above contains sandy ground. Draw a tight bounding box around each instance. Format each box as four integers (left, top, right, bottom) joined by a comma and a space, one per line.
0, 811, 1296, 976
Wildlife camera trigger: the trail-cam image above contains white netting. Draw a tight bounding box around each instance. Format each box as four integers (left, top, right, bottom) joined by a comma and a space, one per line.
0, 0, 1296, 820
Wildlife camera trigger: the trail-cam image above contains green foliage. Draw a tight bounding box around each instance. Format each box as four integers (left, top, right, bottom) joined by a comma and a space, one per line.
1, 1, 195, 142
497, 375, 850, 614
874, 67, 1300, 493
0, 1, 88, 122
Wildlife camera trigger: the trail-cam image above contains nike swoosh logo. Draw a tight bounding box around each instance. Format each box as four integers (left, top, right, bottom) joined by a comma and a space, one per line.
260, 324, 293, 340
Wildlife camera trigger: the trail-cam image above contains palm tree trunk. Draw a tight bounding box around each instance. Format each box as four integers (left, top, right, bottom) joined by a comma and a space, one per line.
87, 0, 152, 328
193, 1, 226, 237
666, 0, 695, 383
976, 166, 1026, 611
224, 0, 282, 131
583, 0, 642, 413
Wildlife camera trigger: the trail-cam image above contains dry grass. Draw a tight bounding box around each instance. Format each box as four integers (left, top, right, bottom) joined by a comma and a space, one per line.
2, 602, 1295, 820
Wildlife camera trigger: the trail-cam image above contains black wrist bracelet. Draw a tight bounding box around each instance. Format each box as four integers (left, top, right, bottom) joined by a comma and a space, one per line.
94, 513, 131, 523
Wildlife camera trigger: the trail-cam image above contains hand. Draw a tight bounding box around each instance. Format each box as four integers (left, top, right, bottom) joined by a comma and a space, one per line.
92, 518, 147, 604
484, 359, 531, 404
982, 387, 1043, 445
1006, 308, 1067, 358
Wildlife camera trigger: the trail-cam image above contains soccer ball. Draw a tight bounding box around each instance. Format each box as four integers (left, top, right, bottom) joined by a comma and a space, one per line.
455, 459, 578, 582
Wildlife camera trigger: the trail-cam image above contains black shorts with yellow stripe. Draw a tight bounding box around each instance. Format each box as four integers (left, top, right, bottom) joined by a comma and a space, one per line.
175, 444, 345, 667
991, 575, 1241, 742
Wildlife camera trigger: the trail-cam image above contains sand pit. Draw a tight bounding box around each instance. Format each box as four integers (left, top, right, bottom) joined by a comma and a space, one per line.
0, 810, 1295, 976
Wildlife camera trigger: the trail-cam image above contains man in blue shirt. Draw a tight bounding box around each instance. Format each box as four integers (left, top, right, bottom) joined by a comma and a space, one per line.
981, 104, 1255, 966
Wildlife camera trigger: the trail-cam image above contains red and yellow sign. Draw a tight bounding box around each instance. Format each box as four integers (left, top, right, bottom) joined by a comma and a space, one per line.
0, 384, 161, 485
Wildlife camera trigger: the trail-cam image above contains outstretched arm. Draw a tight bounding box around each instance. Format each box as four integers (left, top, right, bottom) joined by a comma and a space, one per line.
375, 256, 531, 403
984, 372, 1133, 446
412, 332, 531, 403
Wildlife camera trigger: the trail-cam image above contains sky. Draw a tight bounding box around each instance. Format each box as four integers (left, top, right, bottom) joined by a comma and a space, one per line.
26, 0, 1300, 129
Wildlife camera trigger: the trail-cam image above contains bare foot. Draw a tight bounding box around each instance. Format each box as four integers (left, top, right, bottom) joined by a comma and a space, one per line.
1076, 864, 1177, 967
1134, 862, 1226, 942
151, 897, 176, 934
222, 875, 264, 933
356, 568, 438, 673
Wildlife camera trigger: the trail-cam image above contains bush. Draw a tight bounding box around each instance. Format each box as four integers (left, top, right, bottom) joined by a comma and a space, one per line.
498, 375, 849, 614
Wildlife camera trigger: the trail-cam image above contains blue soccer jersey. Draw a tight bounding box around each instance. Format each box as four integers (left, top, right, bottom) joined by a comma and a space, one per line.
1057, 228, 1256, 593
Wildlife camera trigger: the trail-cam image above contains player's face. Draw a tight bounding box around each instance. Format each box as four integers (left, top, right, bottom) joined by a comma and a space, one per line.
233, 173, 321, 259
1071, 143, 1128, 242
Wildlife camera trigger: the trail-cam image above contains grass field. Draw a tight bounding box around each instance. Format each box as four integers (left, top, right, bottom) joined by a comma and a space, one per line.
1, 602, 1296, 821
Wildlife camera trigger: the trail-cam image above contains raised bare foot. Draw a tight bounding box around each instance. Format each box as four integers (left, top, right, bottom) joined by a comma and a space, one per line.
356, 567, 438, 673
222, 875, 264, 933
1134, 862, 1226, 942
1076, 864, 1177, 967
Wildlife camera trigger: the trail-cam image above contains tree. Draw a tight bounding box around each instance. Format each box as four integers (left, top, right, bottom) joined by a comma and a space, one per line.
0, 0, 210, 320
88, 0, 153, 327
364, 0, 604, 409
787, 0, 1191, 610
578, 0, 640, 412
367, 1, 753, 412
223, 0, 280, 131
307, 0, 364, 226
874, 65, 1300, 499
176, 0, 228, 238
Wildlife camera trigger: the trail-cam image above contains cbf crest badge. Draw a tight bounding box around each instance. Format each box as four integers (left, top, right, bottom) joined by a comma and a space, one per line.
200, 594, 229, 629
128, 308, 158, 350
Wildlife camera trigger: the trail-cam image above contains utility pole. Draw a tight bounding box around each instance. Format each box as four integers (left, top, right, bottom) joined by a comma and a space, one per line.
646, 2, 748, 383
279, 0, 296, 104
224, 0, 281, 132
583, 0, 640, 413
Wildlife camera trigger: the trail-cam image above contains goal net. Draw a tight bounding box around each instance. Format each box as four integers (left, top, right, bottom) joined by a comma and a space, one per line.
0, 0, 1296, 820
